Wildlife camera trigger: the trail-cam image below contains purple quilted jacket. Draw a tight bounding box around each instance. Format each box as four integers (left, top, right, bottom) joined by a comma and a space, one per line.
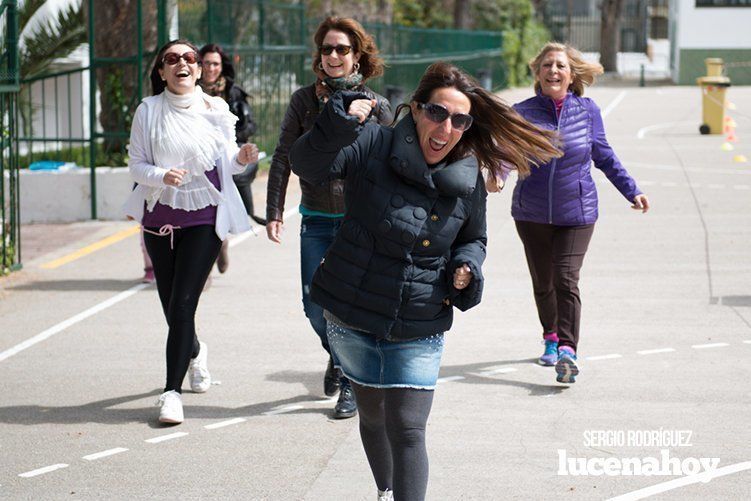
511, 92, 642, 226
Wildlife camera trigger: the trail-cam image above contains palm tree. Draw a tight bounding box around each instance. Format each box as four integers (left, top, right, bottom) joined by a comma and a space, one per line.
17, 0, 86, 135
18, 0, 86, 80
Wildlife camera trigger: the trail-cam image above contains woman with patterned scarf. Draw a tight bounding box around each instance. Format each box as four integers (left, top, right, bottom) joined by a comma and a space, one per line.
124, 39, 258, 424
266, 17, 392, 420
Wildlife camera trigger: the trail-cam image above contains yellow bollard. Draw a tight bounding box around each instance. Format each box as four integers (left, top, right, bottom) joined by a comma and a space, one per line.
697, 58, 731, 135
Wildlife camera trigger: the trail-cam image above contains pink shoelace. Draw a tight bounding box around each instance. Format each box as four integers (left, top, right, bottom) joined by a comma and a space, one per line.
142, 224, 181, 249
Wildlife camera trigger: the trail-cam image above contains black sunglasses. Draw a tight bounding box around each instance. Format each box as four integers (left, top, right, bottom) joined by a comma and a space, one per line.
319, 44, 352, 56
417, 102, 473, 132
162, 51, 199, 66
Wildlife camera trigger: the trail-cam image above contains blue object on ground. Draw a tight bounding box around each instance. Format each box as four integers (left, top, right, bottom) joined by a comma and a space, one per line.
29, 160, 65, 171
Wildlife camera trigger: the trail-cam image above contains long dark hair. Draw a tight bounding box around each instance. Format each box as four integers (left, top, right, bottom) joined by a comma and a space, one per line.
149, 39, 202, 96
392, 62, 561, 179
311, 16, 384, 81
199, 43, 236, 82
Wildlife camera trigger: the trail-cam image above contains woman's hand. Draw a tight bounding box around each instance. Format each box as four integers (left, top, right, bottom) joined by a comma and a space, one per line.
266, 220, 284, 243
348, 99, 376, 123
238, 143, 259, 165
631, 194, 650, 213
453, 264, 473, 290
163, 168, 188, 187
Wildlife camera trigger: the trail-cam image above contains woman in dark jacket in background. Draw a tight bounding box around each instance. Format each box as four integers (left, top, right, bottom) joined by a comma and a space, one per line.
265, 17, 392, 419
291, 62, 559, 501
199, 43, 265, 274
509, 42, 650, 383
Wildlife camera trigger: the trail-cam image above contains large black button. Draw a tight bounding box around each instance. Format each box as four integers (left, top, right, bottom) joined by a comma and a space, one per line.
413, 207, 427, 219
378, 220, 392, 233
405, 135, 414, 144
391, 194, 404, 208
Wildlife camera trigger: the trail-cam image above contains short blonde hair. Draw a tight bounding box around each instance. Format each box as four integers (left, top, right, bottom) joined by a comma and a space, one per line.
529, 42, 603, 96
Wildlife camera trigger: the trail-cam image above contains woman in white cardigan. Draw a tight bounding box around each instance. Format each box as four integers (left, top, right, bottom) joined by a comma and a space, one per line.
124, 39, 257, 425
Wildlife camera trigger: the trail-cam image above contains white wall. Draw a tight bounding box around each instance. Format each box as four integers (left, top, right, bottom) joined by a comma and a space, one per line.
674, 1, 751, 49
4, 167, 132, 223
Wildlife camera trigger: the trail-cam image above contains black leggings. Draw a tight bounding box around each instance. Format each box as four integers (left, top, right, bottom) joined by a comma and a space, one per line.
352, 383, 434, 501
144, 224, 222, 393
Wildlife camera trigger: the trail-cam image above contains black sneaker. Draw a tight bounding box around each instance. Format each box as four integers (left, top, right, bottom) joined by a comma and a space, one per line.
324, 357, 340, 397
333, 381, 357, 419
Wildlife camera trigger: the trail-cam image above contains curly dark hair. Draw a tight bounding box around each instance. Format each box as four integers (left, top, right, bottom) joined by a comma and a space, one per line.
149, 39, 202, 95
311, 17, 384, 81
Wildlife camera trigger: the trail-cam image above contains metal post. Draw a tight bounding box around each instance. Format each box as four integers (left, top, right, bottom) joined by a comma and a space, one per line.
88, 0, 97, 219
157, 0, 168, 47
207, 0, 214, 44
640, 63, 645, 87
258, 0, 265, 48
137, 0, 143, 102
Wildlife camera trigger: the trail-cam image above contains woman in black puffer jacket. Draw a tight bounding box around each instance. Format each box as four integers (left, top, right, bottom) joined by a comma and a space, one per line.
291, 62, 560, 501
199, 43, 265, 274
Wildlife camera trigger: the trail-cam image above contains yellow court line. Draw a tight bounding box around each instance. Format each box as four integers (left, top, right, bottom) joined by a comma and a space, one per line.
40, 225, 141, 269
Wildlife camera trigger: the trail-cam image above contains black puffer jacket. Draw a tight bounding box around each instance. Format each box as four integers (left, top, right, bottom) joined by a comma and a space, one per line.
290, 91, 487, 341
266, 83, 392, 222
227, 84, 257, 146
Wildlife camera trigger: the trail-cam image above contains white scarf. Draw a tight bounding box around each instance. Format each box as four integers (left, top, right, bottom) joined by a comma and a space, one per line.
147, 87, 237, 211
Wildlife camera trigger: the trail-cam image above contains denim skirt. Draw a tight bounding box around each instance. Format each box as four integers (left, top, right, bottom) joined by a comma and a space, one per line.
326, 321, 444, 390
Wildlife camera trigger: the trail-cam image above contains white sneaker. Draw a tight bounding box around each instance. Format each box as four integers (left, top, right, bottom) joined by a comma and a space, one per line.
189, 341, 211, 393
157, 390, 184, 424
377, 489, 393, 501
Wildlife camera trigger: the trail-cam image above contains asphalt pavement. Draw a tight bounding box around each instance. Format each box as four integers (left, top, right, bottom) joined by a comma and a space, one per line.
0, 84, 750, 500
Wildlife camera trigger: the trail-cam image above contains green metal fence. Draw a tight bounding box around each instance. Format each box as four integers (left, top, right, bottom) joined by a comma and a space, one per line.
1, 0, 21, 274
179, 0, 505, 152
7, 0, 505, 268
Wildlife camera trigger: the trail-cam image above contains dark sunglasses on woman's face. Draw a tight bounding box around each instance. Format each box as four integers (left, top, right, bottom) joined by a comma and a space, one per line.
417, 102, 473, 132
162, 51, 199, 66
319, 44, 352, 56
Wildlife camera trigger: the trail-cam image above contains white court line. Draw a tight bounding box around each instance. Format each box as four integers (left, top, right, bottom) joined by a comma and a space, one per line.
734, 185, 750, 190
0, 283, 150, 362
636, 121, 694, 139
743, 340, 751, 344
18, 463, 69, 478
602, 90, 628, 118
691, 343, 729, 349
263, 405, 304, 416
437, 376, 465, 383
585, 354, 622, 361
477, 367, 518, 376
204, 418, 247, 430
0, 207, 301, 364
637, 348, 676, 355
145, 432, 189, 443
607, 460, 751, 501
82, 447, 129, 461
707, 184, 726, 189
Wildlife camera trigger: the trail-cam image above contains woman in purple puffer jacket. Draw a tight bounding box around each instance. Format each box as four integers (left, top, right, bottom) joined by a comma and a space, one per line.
509, 42, 650, 384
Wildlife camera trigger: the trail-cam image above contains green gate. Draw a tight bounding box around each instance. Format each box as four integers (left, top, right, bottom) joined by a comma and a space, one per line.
6, 0, 506, 275
1, 0, 21, 274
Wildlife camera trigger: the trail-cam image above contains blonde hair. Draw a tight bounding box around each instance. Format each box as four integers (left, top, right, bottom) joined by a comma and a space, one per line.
529, 42, 603, 97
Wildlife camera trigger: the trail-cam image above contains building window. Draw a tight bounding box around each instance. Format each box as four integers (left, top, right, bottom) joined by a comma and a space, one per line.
696, 0, 751, 6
